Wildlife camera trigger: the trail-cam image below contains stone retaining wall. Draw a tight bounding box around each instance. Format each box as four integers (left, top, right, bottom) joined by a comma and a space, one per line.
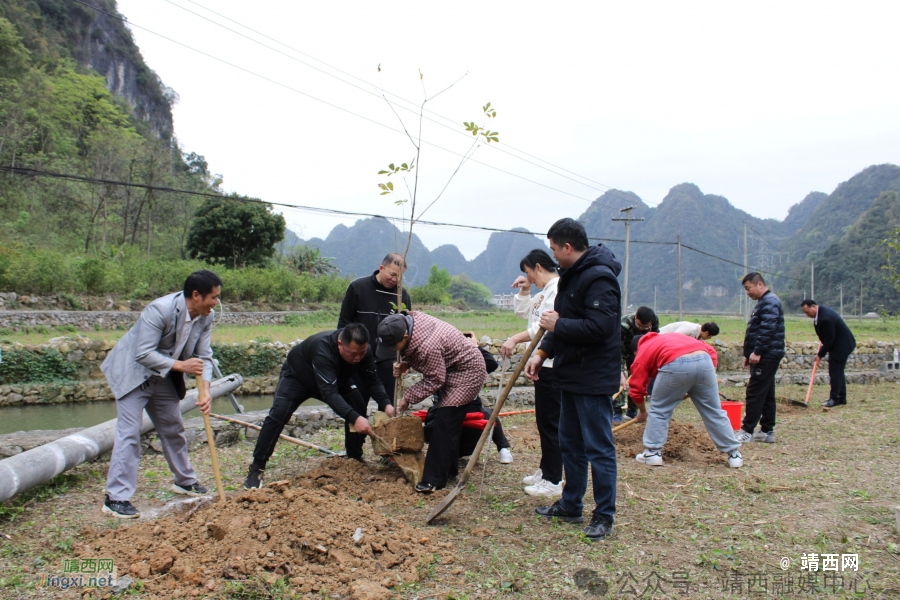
0, 310, 315, 331
1, 334, 896, 405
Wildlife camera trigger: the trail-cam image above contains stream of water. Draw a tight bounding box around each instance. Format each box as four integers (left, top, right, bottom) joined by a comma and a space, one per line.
0, 395, 324, 434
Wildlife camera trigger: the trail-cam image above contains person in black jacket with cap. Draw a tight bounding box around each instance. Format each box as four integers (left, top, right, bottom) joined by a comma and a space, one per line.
338, 253, 412, 406
243, 324, 394, 488
735, 273, 785, 444
801, 300, 856, 407
524, 218, 622, 541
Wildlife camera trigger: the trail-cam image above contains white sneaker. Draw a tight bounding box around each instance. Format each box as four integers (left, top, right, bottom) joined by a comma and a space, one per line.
728, 450, 743, 468
525, 480, 563, 497
498, 448, 513, 464
635, 450, 663, 466
733, 429, 753, 443
522, 468, 542, 485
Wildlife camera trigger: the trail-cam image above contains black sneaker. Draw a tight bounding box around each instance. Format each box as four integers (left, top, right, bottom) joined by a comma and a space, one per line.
343, 455, 366, 465
102, 494, 140, 519
535, 500, 584, 523
415, 482, 436, 494
244, 465, 264, 489
582, 516, 613, 540
172, 482, 208, 496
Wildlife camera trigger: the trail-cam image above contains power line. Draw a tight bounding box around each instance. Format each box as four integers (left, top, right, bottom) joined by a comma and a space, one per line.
680, 243, 800, 282
74, 0, 628, 212
0, 165, 624, 242
3, 163, 799, 283
172, 0, 660, 208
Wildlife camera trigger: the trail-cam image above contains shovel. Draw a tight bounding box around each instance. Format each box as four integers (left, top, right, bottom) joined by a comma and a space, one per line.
209, 413, 338, 456
197, 376, 226, 503
426, 328, 545, 524
796, 345, 822, 407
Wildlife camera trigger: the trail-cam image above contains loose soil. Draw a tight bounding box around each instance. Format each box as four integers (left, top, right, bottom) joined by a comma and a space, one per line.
74, 458, 446, 599
371, 417, 424, 455
614, 421, 721, 463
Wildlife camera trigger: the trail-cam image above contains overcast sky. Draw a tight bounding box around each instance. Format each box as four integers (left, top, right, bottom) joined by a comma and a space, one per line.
117, 0, 900, 259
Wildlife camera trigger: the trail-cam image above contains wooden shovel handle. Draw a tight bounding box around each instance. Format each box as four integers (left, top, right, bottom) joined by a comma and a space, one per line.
457, 328, 546, 487
197, 376, 226, 503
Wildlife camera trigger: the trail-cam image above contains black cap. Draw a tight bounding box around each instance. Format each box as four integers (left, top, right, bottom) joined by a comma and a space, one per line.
375, 314, 408, 360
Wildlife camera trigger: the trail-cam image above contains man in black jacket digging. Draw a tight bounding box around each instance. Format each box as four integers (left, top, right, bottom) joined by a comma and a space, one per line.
735, 273, 785, 444
338, 253, 412, 406
243, 324, 394, 488
525, 218, 622, 541
801, 300, 856, 407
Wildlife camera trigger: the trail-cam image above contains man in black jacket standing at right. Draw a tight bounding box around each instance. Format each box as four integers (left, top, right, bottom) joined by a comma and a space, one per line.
735, 273, 785, 444
525, 218, 622, 541
338, 253, 412, 407
801, 299, 856, 407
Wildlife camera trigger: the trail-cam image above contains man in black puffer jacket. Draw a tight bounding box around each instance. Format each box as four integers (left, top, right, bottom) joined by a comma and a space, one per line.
736, 272, 785, 444
525, 218, 622, 541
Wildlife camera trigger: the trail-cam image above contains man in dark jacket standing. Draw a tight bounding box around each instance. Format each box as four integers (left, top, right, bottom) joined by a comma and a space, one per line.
735, 273, 785, 444
525, 218, 622, 541
338, 253, 412, 407
243, 324, 394, 488
801, 300, 856, 407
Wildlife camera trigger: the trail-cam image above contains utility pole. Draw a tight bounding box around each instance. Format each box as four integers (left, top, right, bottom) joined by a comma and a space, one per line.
811, 262, 815, 300
612, 206, 644, 315
839, 284, 843, 317
743, 222, 749, 323
677, 234, 683, 320
860, 280, 863, 323
654, 286, 657, 314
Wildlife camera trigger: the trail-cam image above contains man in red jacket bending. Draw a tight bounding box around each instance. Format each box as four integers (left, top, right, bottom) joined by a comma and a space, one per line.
629, 332, 743, 468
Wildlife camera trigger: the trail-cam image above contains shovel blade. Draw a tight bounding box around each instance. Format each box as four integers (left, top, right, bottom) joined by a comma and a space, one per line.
425, 486, 461, 524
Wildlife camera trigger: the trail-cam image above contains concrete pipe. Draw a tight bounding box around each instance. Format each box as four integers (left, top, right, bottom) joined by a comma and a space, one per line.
0, 374, 244, 503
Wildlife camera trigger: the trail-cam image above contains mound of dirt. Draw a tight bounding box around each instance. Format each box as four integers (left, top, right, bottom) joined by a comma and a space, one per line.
615, 421, 720, 463
75, 460, 446, 599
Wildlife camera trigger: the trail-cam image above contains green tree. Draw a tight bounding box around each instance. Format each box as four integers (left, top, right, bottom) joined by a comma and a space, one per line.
409, 264, 451, 305
448, 273, 492, 306
285, 246, 338, 277
186, 196, 286, 268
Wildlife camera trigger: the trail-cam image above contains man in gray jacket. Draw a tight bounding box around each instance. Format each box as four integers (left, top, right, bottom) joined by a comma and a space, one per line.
100, 270, 221, 518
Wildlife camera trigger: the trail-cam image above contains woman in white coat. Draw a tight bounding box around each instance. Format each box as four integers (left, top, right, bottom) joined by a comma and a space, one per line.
501, 249, 562, 497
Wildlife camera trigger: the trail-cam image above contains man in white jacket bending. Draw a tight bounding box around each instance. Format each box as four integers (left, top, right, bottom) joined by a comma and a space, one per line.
659, 321, 719, 340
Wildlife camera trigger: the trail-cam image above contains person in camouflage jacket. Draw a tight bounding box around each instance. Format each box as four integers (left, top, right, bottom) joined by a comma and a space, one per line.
616, 306, 659, 421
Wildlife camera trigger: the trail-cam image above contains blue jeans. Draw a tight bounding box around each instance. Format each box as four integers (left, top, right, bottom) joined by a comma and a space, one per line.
557, 391, 616, 523
644, 353, 740, 454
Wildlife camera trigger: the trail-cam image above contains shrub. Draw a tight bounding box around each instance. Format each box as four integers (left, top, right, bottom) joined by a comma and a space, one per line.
0, 349, 77, 384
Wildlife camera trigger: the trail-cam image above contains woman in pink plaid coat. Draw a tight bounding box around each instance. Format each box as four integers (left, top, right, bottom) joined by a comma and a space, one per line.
376, 311, 487, 492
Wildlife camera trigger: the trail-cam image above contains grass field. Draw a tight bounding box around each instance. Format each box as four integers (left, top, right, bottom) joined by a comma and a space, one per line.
0, 382, 897, 598
2, 309, 899, 347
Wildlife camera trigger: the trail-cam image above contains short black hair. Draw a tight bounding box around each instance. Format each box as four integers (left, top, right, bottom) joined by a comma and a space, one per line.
382, 253, 405, 268
630, 333, 645, 355
800, 299, 817, 308
547, 218, 589, 252
184, 270, 222, 299
635, 306, 656, 325
701, 322, 719, 337
742, 272, 765, 285
339, 323, 370, 346
519, 249, 558, 274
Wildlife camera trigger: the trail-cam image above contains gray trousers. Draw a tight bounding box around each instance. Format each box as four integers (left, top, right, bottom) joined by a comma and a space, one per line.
106, 376, 197, 501
643, 353, 740, 454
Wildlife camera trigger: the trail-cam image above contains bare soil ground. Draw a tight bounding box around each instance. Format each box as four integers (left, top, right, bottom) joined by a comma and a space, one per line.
1, 382, 898, 599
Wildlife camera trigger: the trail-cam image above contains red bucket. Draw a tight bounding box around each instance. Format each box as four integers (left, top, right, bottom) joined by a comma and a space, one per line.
720, 401, 744, 431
